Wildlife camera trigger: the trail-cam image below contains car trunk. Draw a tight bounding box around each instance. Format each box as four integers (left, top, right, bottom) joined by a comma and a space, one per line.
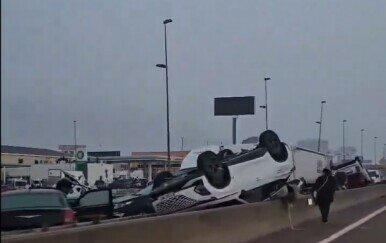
1, 208, 65, 230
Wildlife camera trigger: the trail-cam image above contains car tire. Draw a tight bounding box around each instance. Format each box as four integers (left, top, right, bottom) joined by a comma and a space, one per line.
197, 151, 231, 189
259, 130, 288, 162
153, 171, 173, 189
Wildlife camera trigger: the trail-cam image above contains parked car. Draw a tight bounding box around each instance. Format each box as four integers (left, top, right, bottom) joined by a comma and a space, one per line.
1, 189, 76, 231
1, 188, 114, 231
114, 130, 298, 217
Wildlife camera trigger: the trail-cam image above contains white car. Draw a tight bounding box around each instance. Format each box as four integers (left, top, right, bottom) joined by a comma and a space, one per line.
115, 130, 297, 216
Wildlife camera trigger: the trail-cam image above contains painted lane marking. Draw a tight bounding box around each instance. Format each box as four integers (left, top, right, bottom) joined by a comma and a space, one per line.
316, 205, 386, 243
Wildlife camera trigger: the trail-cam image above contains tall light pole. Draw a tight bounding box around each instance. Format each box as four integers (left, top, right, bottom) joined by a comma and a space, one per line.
316, 101, 327, 152
383, 143, 386, 159
342, 120, 347, 161
260, 77, 271, 130
73, 120, 77, 161
156, 18, 173, 171
361, 129, 364, 158
374, 136, 378, 164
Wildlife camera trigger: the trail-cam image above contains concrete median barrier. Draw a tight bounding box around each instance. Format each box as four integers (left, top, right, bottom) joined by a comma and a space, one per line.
3, 185, 386, 243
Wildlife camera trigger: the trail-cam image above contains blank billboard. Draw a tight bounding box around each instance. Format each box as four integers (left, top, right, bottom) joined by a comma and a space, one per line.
214, 96, 255, 116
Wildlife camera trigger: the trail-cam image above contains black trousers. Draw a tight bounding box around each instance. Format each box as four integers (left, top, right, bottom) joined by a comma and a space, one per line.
318, 201, 331, 222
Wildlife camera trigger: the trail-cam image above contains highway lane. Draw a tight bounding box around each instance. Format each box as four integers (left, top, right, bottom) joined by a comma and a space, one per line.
332, 210, 385, 243
250, 196, 386, 243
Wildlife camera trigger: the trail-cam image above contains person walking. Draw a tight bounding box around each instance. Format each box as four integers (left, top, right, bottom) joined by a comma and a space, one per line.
312, 168, 336, 223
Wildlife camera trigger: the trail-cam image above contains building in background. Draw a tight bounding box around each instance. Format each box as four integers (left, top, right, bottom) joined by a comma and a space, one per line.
131, 151, 189, 177
1, 145, 66, 166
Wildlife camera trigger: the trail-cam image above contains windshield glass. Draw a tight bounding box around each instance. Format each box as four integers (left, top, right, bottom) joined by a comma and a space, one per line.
1, 193, 68, 210
134, 184, 153, 195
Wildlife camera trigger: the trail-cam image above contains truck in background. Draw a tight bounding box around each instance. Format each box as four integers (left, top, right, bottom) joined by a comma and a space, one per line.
87, 163, 114, 187
290, 147, 332, 192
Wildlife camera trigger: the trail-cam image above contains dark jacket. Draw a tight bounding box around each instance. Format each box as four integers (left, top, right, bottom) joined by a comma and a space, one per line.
312, 174, 336, 203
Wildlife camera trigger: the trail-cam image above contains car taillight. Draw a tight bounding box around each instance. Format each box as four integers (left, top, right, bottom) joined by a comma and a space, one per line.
64, 209, 76, 223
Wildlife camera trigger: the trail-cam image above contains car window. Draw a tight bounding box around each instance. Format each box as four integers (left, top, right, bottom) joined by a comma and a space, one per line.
136, 184, 153, 195
15, 181, 27, 187
79, 190, 110, 207
1, 193, 67, 210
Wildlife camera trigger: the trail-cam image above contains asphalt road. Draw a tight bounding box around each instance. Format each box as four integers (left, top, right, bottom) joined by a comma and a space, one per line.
250, 196, 386, 243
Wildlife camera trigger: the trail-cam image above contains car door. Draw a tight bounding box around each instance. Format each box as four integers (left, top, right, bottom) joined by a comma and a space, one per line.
73, 188, 113, 222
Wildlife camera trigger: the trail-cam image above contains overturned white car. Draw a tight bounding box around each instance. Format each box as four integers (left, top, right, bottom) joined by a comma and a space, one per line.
115, 130, 300, 216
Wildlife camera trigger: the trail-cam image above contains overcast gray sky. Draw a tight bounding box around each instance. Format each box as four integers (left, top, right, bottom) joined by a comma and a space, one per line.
2, 0, 386, 159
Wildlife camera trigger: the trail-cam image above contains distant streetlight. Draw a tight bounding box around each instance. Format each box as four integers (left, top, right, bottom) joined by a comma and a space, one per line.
316, 101, 327, 152
374, 136, 378, 164
156, 18, 173, 170
73, 120, 77, 161
260, 77, 271, 130
343, 120, 347, 161
361, 129, 365, 158
383, 143, 386, 159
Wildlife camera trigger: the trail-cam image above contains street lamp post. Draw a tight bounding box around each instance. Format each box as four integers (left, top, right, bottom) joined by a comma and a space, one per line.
316, 101, 326, 152
343, 120, 347, 161
156, 18, 173, 171
73, 120, 77, 161
361, 129, 364, 158
383, 143, 386, 159
374, 136, 378, 164
260, 77, 271, 130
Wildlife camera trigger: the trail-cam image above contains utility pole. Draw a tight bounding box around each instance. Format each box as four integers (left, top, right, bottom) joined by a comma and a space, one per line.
361, 129, 364, 158
156, 18, 173, 171
73, 120, 77, 161
181, 137, 184, 151
260, 77, 271, 130
374, 136, 377, 164
342, 120, 347, 161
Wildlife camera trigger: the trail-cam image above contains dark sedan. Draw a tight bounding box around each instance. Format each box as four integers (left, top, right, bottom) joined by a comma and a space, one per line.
1, 189, 76, 231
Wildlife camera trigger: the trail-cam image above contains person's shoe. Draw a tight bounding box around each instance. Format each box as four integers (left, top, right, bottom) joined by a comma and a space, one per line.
322, 219, 328, 223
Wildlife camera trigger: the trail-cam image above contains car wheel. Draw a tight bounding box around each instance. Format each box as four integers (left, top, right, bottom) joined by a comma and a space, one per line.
197, 151, 231, 189
153, 171, 173, 189
259, 130, 288, 162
